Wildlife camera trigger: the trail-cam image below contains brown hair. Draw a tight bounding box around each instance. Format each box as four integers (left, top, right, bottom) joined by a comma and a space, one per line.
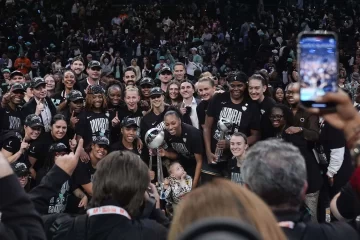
165, 80, 182, 104
168, 179, 286, 240
85, 92, 108, 111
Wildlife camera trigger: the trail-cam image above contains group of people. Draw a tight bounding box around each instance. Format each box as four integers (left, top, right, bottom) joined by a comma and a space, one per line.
2, 0, 360, 239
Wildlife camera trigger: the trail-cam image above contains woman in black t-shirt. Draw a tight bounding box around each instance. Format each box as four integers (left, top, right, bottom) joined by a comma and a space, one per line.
248, 73, 275, 140
106, 81, 124, 111
36, 143, 88, 214
72, 136, 109, 196
28, 114, 76, 176
269, 104, 322, 221
75, 85, 110, 153
196, 77, 216, 130
202, 72, 261, 180
163, 110, 203, 188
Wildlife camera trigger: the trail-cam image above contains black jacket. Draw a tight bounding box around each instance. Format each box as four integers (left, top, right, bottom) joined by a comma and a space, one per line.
21, 97, 57, 121
0, 174, 46, 240
275, 210, 359, 240
29, 165, 169, 240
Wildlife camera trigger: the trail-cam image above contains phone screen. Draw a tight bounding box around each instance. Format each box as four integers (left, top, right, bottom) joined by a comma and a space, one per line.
299, 34, 338, 108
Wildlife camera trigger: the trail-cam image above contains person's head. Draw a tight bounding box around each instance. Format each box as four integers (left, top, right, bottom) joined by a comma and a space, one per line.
269, 104, 293, 129
169, 179, 287, 240
30, 77, 47, 100
68, 90, 84, 113
159, 67, 173, 84
285, 83, 298, 105
62, 70, 76, 89
10, 71, 25, 84
50, 114, 67, 140
86, 54, 93, 62
150, 87, 165, 109
273, 87, 284, 103
91, 151, 150, 218
166, 81, 181, 103
139, 77, 154, 98
124, 86, 140, 110
164, 110, 182, 136
173, 62, 186, 81
190, 47, 197, 55
9, 83, 26, 105
180, 80, 195, 100
44, 74, 56, 92
55, 56, 61, 63
85, 85, 107, 111
197, 77, 216, 101
107, 83, 123, 107
24, 114, 43, 140
131, 58, 138, 66
12, 162, 30, 188
230, 132, 248, 158
242, 139, 307, 210
338, 74, 346, 84
71, 56, 85, 75
90, 136, 110, 160
159, 56, 166, 64
121, 117, 138, 144
123, 67, 137, 86
86, 61, 102, 81
248, 73, 268, 102
227, 72, 248, 100
45, 143, 70, 171
167, 161, 185, 179
2, 69, 10, 80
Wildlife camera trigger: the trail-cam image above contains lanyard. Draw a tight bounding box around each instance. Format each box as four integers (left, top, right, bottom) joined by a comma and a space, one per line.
87, 205, 131, 220
278, 221, 295, 229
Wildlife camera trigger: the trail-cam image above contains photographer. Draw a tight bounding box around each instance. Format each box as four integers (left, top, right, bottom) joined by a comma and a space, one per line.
29, 139, 169, 240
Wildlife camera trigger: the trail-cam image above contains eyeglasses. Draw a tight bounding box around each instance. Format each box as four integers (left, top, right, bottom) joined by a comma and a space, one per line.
150, 95, 162, 100
269, 114, 284, 120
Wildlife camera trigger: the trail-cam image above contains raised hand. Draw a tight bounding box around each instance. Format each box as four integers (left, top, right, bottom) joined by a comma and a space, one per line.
55, 139, 84, 176
20, 141, 29, 153
35, 100, 44, 115
70, 111, 79, 129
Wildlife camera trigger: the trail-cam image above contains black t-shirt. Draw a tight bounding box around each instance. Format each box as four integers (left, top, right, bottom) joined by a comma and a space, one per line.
228, 158, 244, 185
164, 123, 203, 174
28, 132, 70, 171
75, 111, 110, 148
1, 132, 31, 168
110, 140, 141, 156
207, 92, 261, 157
51, 92, 66, 107
196, 99, 209, 130
140, 107, 169, 141
72, 160, 96, 187
0, 106, 23, 132
259, 96, 276, 140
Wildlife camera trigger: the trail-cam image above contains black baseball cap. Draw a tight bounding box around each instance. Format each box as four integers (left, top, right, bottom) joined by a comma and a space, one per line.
159, 67, 172, 75
12, 162, 30, 177
31, 77, 46, 88
88, 85, 105, 94
139, 77, 154, 87
93, 136, 110, 146
87, 60, 102, 69
10, 83, 26, 93
10, 70, 24, 79
121, 117, 139, 128
68, 90, 84, 102
227, 71, 248, 84
24, 114, 44, 128
49, 142, 70, 153
150, 87, 164, 96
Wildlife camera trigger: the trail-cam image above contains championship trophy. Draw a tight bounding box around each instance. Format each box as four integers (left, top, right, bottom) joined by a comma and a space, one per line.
145, 128, 165, 192
214, 118, 233, 163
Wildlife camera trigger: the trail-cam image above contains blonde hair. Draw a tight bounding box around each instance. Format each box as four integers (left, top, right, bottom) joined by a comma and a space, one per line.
199, 71, 213, 78
124, 86, 140, 97
168, 179, 286, 240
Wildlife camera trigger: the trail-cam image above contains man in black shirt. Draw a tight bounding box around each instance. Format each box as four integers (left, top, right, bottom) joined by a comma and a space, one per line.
78, 60, 104, 93
110, 117, 141, 156
242, 139, 358, 240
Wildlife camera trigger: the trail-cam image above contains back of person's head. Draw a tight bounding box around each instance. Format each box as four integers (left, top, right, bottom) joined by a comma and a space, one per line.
169, 179, 286, 240
90, 151, 150, 217
242, 139, 307, 210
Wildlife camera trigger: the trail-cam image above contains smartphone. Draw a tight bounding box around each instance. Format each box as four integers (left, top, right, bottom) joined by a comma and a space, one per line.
297, 31, 338, 108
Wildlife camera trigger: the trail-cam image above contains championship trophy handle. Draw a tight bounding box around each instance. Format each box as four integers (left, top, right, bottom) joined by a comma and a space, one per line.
214, 131, 225, 162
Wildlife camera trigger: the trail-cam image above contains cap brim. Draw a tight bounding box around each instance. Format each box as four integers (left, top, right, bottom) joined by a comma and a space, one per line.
32, 82, 46, 88
89, 66, 102, 70
140, 82, 154, 86
11, 88, 26, 93
70, 97, 84, 102
123, 123, 139, 128
160, 70, 172, 74
29, 123, 44, 128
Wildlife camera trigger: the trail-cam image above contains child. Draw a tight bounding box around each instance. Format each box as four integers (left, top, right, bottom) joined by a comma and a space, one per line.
228, 132, 248, 185
162, 161, 192, 205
